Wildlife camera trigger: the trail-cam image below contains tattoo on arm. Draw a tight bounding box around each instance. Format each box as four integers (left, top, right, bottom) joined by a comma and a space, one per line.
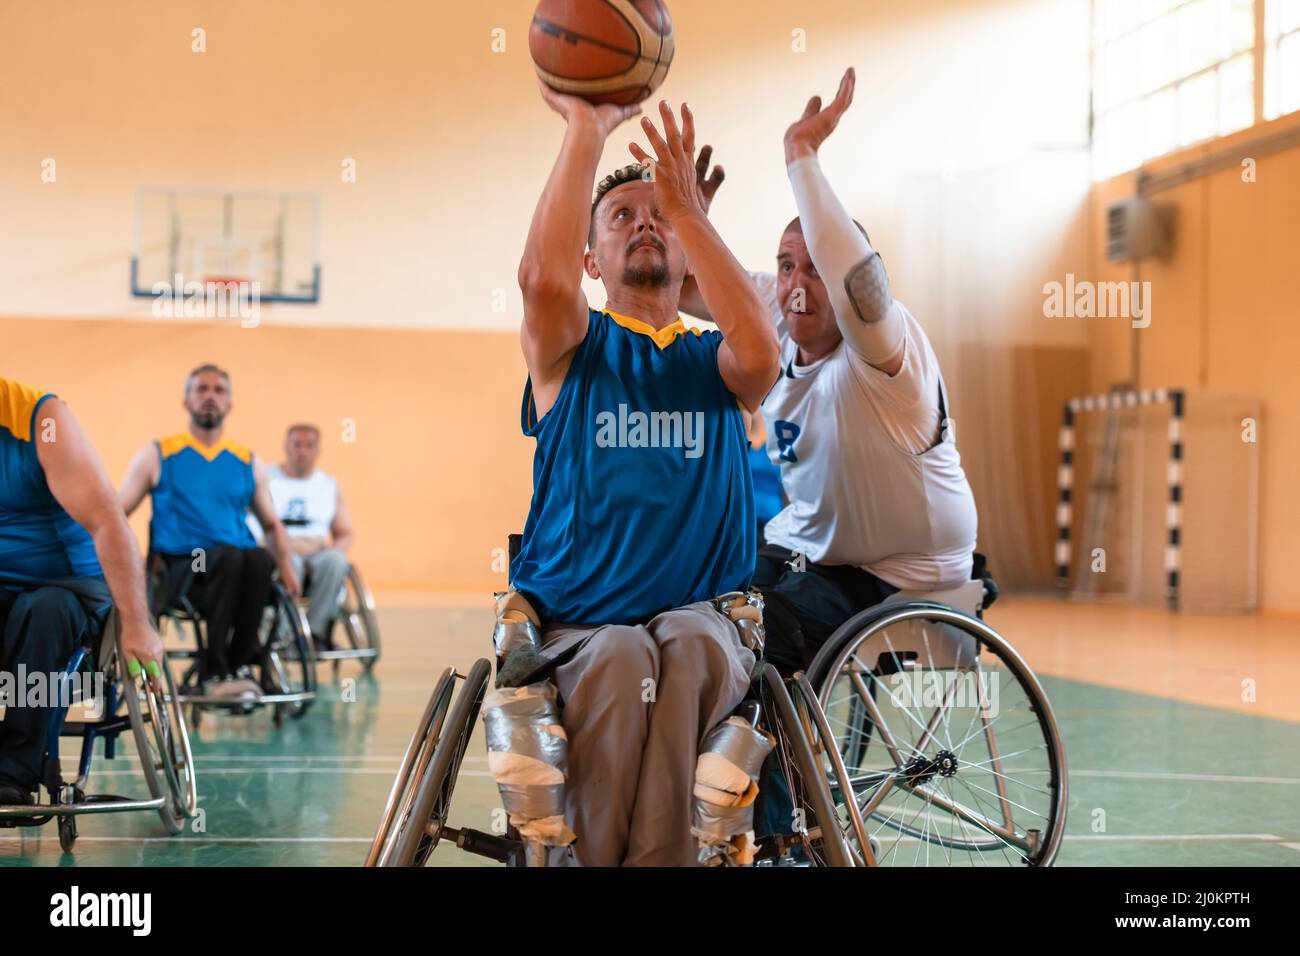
844, 252, 892, 324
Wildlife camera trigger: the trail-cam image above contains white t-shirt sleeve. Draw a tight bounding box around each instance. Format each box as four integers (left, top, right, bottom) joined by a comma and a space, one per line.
786, 155, 906, 368
846, 304, 946, 455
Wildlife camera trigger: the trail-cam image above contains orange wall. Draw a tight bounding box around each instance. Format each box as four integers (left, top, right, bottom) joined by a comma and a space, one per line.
1, 317, 533, 594
1, 0, 1099, 595
1087, 112, 1300, 612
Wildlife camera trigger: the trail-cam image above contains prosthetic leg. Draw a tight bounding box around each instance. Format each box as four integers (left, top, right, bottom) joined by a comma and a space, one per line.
693, 591, 775, 866
483, 590, 575, 866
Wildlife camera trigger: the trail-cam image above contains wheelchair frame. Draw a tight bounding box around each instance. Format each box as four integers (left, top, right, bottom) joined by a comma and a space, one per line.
150, 558, 317, 728
303, 563, 381, 674
0, 608, 199, 853
367, 547, 1067, 867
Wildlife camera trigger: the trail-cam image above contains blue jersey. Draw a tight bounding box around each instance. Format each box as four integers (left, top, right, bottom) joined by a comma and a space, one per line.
150, 434, 257, 555
0, 379, 101, 583
511, 309, 755, 625
749, 445, 783, 525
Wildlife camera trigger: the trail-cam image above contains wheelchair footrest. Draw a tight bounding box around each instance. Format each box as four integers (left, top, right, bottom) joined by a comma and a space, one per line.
179, 691, 315, 707
312, 648, 378, 661
0, 794, 167, 817
443, 826, 524, 865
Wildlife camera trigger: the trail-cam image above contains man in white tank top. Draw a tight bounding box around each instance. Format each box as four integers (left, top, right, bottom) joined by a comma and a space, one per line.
682, 68, 979, 674
267, 424, 354, 647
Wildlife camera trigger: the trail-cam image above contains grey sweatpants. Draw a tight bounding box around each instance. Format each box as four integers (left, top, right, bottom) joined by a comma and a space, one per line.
541, 600, 756, 867
288, 548, 350, 640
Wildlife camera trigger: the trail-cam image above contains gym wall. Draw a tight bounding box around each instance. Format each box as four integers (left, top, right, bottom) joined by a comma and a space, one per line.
4, 0, 1114, 599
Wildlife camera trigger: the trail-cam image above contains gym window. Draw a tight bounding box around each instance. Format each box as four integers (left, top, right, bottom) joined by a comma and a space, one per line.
1091, 0, 1262, 178
1264, 0, 1300, 117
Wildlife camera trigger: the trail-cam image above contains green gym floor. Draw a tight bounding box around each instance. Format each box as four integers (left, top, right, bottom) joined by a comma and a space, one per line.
2, 598, 1297, 867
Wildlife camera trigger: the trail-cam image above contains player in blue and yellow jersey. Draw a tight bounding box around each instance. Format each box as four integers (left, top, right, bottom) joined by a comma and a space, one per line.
119, 365, 300, 701
0, 377, 163, 806
507, 84, 780, 866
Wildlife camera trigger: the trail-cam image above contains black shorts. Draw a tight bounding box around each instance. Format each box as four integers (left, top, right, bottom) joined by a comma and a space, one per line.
751, 544, 898, 677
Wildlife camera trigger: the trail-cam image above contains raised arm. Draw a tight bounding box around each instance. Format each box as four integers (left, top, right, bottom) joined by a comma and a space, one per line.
518, 82, 642, 419
629, 103, 779, 410
677, 146, 726, 322
784, 68, 905, 375
37, 399, 164, 677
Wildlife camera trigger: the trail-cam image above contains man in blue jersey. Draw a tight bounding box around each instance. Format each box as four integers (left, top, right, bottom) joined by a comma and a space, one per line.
119, 365, 300, 701
0, 377, 164, 807
508, 83, 780, 866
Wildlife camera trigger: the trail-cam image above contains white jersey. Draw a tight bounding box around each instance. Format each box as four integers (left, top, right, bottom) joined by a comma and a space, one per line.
266, 465, 338, 540
755, 273, 978, 590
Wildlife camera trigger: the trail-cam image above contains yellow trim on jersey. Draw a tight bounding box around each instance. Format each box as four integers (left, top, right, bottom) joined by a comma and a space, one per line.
603, 308, 703, 350
158, 433, 253, 464
0, 378, 48, 443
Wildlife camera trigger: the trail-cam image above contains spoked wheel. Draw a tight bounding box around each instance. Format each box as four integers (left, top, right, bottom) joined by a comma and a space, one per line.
366, 668, 456, 867
809, 604, 1068, 867
385, 659, 492, 868
120, 650, 185, 835
264, 584, 316, 722
758, 663, 855, 867
339, 565, 381, 672
148, 655, 199, 819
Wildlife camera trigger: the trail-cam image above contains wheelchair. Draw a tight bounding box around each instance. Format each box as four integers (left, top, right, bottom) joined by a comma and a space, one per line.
147, 552, 316, 729
0, 607, 198, 853
367, 546, 1067, 868
300, 562, 381, 675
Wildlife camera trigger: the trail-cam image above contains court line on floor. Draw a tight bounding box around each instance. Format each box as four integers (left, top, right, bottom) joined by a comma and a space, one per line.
86, 767, 495, 776
2, 834, 1290, 846
1070, 769, 1300, 785
124, 762, 1300, 785
0, 836, 372, 844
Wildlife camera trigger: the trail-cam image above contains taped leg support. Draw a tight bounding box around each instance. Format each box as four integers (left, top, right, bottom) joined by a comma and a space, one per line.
482, 681, 576, 847
692, 715, 775, 866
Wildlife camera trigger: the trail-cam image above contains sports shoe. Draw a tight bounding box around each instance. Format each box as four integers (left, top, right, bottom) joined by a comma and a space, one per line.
204, 676, 259, 701
0, 778, 34, 806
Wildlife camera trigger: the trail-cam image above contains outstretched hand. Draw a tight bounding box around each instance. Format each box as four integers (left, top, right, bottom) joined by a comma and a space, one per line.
628, 101, 706, 223
784, 67, 856, 164
695, 144, 725, 214
537, 79, 643, 140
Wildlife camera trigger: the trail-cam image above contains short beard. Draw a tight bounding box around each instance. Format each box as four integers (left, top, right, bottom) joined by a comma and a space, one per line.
190, 409, 223, 430
621, 263, 670, 288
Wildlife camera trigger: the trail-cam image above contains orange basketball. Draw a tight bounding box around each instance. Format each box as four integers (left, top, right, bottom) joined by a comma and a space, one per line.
529, 0, 675, 106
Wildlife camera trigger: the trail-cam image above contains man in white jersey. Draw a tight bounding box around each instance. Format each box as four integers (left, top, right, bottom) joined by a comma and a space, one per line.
682, 68, 979, 675
266, 424, 354, 648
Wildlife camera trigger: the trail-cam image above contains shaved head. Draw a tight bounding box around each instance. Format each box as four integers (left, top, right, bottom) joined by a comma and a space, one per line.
784, 216, 872, 245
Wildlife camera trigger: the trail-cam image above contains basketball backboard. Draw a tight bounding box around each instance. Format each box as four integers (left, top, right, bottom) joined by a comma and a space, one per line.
130, 187, 321, 304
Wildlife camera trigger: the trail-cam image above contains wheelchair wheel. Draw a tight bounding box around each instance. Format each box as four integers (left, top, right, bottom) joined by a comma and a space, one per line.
339, 565, 381, 672
366, 668, 457, 866
386, 658, 491, 867
58, 814, 77, 852
758, 663, 855, 867
264, 584, 316, 721
152, 654, 199, 818
808, 603, 1068, 867
121, 654, 185, 835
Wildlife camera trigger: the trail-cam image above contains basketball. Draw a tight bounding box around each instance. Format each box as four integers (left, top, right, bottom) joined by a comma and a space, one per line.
530, 0, 675, 106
